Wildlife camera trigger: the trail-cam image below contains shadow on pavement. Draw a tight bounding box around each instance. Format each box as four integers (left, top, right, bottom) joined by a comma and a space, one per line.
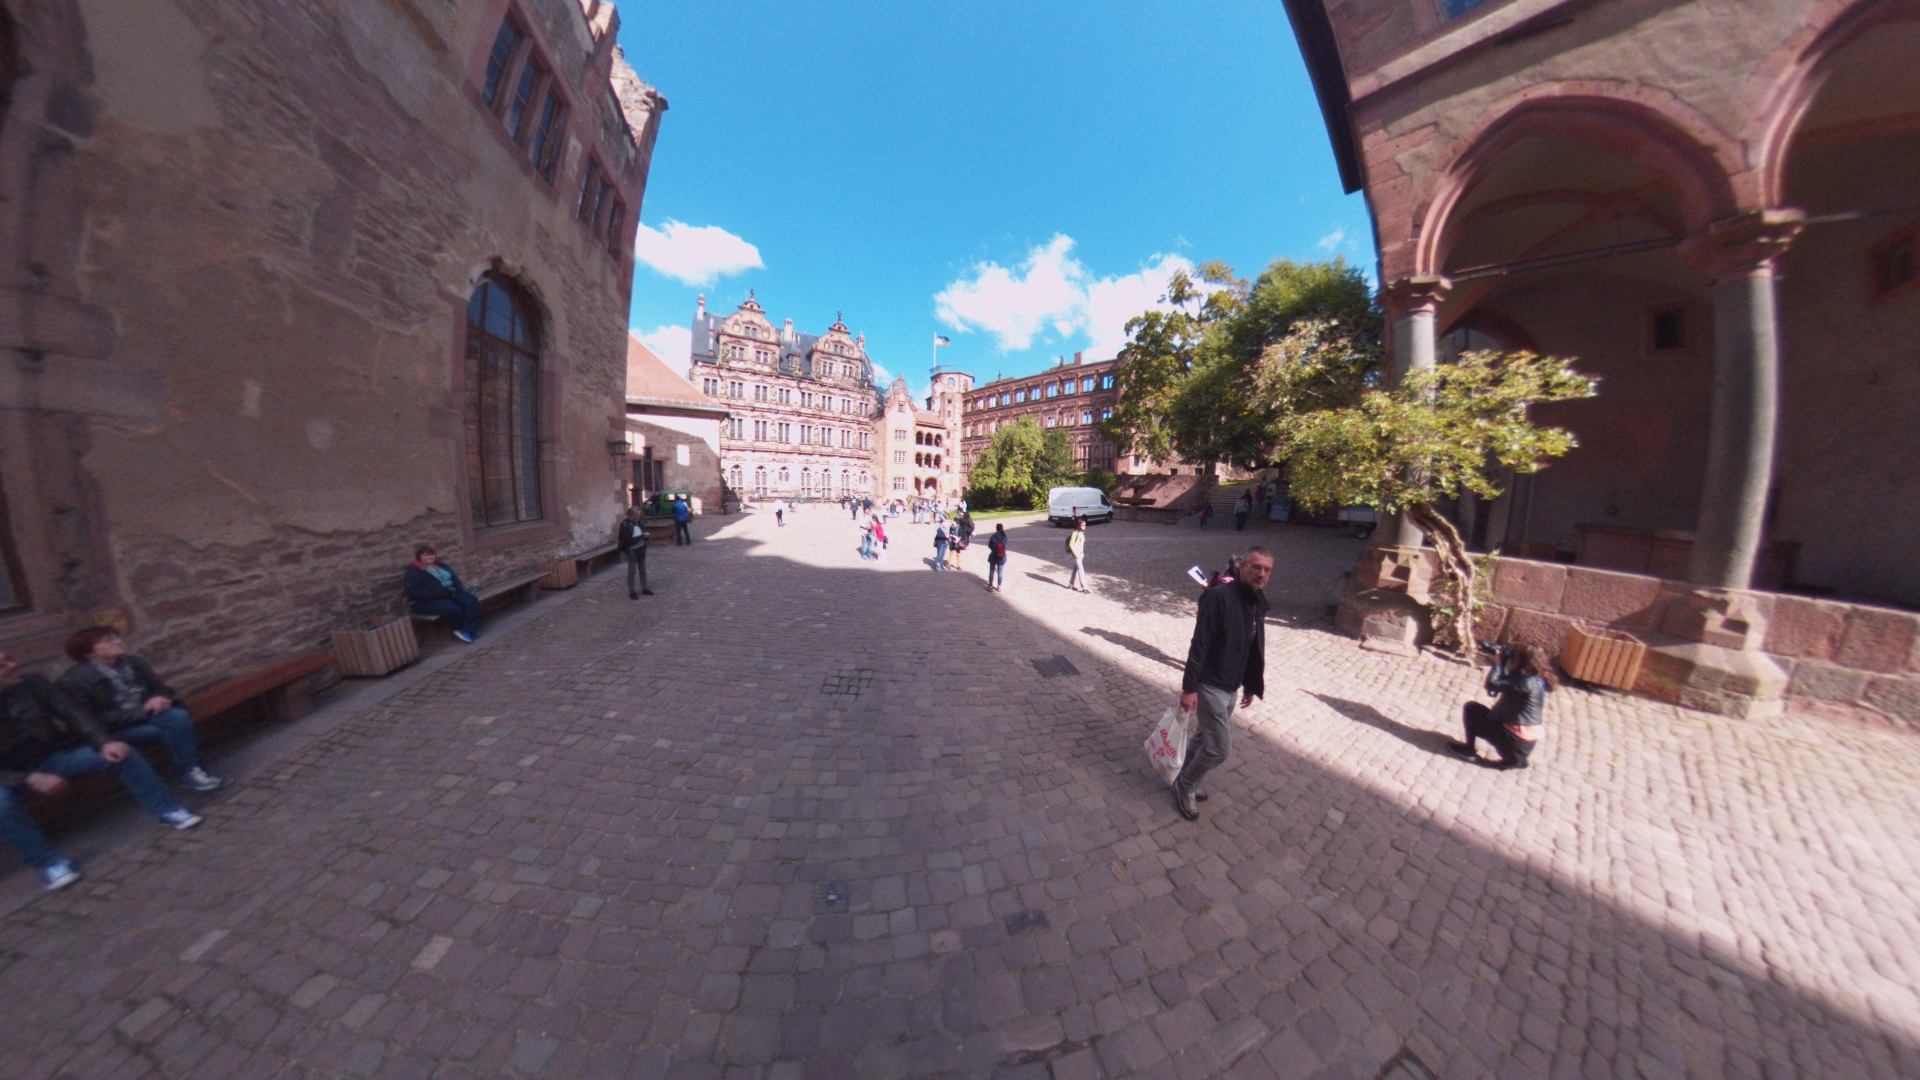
1308, 692, 1454, 756
1081, 626, 1184, 671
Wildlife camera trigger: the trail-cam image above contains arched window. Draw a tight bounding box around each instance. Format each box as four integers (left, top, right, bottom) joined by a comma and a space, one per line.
754, 467, 767, 497
800, 469, 812, 497
859, 471, 870, 491
841, 469, 850, 493
465, 275, 543, 527
778, 467, 790, 486
728, 465, 743, 492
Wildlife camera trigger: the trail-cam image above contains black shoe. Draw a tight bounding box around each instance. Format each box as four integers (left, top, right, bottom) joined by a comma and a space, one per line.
1445, 740, 1476, 761
1497, 757, 1530, 771
1193, 790, 1207, 803
641, 589, 655, 596
1171, 782, 1199, 821
630, 590, 639, 600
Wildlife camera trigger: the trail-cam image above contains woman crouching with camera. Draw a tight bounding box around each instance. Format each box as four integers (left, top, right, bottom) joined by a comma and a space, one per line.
1447, 642, 1557, 770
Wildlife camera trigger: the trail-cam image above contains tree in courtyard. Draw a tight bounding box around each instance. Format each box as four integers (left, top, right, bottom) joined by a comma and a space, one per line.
1271, 328, 1598, 654
1103, 258, 1381, 469
968, 417, 1079, 507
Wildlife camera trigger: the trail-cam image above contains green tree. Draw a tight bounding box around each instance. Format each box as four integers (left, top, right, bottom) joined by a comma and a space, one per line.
1103, 258, 1381, 470
967, 417, 1078, 508
1275, 338, 1598, 654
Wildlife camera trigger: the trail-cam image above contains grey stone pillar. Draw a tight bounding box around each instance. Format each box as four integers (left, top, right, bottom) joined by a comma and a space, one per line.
1377, 276, 1451, 548
1684, 211, 1802, 589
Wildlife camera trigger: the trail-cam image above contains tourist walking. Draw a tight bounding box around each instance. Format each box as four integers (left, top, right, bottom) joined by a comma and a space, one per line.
1235, 492, 1253, 531
58, 627, 228, 793
1447, 643, 1556, 770
617, 504, 652, 598
1065, 517, 1092, 592
952, 511, 975, 571
1171, 545, 1273, 821
985, 524, 1007, 591
672, 496, 692, 545
860, 513, 877, 560
404, 546, 481, 642
933, 520, 950, 570
1, 649, 203, 891
872, 515, 888, 563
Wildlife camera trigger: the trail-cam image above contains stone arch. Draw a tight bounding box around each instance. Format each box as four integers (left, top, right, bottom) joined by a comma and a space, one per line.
1414, 89, 1744, 279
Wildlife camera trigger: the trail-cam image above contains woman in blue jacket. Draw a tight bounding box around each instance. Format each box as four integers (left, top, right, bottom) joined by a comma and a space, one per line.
1448, 642, 1556, 769
404, 546, 481, 642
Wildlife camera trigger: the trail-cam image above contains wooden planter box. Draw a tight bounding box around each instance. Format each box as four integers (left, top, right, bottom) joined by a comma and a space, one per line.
536, 558, 579, 590
1562, 625, 1647, 690
331, 617, 420, 677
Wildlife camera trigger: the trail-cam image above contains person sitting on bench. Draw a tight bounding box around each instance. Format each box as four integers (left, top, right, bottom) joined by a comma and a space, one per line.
2, 649, 202, 891
405, 545, 481, 643
58, 627, 228, 793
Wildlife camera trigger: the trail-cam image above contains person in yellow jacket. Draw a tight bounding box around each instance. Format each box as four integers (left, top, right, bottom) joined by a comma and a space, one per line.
1066, 517, 1090, 593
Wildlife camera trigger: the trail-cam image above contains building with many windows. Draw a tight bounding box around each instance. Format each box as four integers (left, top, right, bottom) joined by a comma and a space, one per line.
960, 352, 1151, 486
0, 0, 664, 687
876, 378, 962, 500
690, 295, 879, 501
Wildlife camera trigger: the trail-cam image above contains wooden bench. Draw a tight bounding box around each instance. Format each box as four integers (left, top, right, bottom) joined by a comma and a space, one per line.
409, 570, 547, 638
573, 543, 621, 574
184, 652, 337, 729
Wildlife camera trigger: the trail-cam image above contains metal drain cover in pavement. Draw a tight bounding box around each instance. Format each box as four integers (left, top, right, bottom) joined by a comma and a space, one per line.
821, 670, 875, 696
813, 881, 851, 914
1004, 909, 1050, 936
1030, 656, 1080, 678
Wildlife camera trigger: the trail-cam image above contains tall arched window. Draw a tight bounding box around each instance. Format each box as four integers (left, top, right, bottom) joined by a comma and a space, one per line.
800, 469, 812, 497
754, 467, 767, 497
465, 275, 543, 527
728, 465, 743, 492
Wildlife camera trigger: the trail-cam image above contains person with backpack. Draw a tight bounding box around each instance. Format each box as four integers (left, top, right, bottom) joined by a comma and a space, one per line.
985, 524, 1008, 591
933, 520, 950, 571
671, 495, 693, 545
617, 504, 652, 598
951, 512, 974, 571
1066, 517, 1090, 593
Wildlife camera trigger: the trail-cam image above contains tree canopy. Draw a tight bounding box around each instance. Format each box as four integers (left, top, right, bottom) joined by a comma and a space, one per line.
966, 417, 1079, 508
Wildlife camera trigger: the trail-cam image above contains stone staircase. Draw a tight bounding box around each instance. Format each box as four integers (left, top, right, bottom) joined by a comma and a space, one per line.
1207, 481, 1260, 516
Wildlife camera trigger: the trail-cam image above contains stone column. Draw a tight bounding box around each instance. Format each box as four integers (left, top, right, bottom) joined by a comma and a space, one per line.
1376, 276, 1452, 548
1683, 210, 1802, 589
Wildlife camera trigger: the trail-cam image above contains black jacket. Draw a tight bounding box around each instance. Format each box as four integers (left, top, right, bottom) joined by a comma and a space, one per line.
57, 655, 177, 731
617, 518, 649, 552
0, 675, 112, 784
1182, 579, 1268, 698
1485, 668, 1549, 728
404, 563, 468, 604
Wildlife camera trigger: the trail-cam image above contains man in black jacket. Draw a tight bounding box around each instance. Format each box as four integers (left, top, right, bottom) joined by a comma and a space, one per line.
58, 627, 228, 792
618, 505, 653, 599
1, 650, 202, 890
1172, 546, 1273, 820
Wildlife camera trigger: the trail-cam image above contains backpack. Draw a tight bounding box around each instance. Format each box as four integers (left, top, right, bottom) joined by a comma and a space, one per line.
989, 535, 1006, 560
1064, 532, 1075, 555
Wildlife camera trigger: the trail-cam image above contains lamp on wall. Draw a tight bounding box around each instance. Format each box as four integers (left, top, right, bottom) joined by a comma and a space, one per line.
609, 435, 634, 457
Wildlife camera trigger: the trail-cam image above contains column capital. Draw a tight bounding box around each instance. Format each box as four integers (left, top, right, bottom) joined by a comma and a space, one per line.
1378, 275, 1452, 319
1684, 209, 1805, 283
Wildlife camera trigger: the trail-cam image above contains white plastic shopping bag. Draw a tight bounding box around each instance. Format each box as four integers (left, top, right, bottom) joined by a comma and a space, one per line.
1143, 707, 1193, 785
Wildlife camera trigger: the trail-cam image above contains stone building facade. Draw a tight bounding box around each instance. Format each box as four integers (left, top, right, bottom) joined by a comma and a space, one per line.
0, 0, 664, 686
961, 353, 1163, 486
689, 295, 880, 502
624, 336, 726, 512
875, 379, 960, 501
1286, 0, 1920, 607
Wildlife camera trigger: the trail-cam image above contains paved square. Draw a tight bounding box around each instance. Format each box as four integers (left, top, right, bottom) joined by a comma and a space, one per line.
2, 507, 1916, 1080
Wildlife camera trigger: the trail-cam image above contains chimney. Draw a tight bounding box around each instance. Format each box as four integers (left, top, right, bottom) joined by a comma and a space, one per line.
783, 318, 794, 341
1074, 351, 1083, 365
696, 294, 706, 316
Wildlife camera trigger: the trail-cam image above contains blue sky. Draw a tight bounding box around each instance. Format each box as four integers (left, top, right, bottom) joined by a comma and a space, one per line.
616, 1, 1371, 396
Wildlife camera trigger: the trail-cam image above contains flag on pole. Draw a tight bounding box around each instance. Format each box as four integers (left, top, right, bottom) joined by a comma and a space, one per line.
934, 335, 951, 347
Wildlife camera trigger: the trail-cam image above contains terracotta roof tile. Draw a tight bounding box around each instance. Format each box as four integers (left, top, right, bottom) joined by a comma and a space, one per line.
627, 335, 726, 413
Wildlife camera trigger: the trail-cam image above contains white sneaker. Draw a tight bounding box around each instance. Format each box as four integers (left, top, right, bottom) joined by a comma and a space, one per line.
453, 630, 475, 643
184, 768, 229, 792
43, 860, 80, 890
159, 808, 203, 830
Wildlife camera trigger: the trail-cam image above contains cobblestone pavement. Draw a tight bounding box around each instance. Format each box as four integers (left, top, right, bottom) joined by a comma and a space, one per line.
3, 508, 1918, 1080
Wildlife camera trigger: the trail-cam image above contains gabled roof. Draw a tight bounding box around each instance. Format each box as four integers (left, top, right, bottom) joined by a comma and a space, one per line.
626, 335, 727, 416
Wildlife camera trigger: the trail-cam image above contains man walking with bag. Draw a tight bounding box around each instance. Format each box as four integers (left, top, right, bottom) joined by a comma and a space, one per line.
1171, 545, 1272, 820
617, 504, 652, 598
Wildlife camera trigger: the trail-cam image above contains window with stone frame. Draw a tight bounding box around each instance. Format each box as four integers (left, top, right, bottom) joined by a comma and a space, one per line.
465, 275, 544, 528
1871, 226, 1917, 302
478, 10, 568, 183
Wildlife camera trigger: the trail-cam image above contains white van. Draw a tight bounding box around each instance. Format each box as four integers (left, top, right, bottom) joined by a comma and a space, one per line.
1047, 486, 1113, 526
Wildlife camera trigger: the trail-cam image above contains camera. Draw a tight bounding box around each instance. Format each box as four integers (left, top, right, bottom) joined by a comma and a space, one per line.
1477, 642, 1513, 663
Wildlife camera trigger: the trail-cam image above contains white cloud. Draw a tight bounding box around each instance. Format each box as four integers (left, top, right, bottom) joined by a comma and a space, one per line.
1317, 226, 1347, 251
632, 220, 763, 286
870, 361, 895, 386
638, 324, 693, 379
934, 235, 1195, 358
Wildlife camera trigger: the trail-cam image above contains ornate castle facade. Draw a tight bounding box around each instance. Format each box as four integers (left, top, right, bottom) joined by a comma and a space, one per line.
690, 295, 881, 501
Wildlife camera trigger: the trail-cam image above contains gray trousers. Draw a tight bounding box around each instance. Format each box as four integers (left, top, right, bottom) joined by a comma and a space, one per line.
1176, 683, 1236, 789
625, 548, 648, 593
1069, 554, 1088, 590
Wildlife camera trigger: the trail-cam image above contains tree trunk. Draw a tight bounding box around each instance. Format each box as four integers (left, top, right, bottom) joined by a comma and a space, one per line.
1407, 502, 1480, 658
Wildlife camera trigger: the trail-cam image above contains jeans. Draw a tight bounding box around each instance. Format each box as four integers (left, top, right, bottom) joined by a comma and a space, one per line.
1235, 510, 1249, 531
1175, 683, 1237, 790
933, 540, 949, 569
861, 532, 874, 559
987, 561, 1004, 587
625, 548, 648, 593
674, 520, 691, 545
1463, 702, 1534, 766
1068, 554, 1088, 591
412, 591, 480, 637
0, 746, 184, 869
113, 707, 202, 774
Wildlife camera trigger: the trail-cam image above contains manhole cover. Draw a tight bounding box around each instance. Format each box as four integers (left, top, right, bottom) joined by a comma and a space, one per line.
1029, 656, 1080, 678
1004, 909, 1050, 936
821, 670, 876, 697
813, 881, 851, 914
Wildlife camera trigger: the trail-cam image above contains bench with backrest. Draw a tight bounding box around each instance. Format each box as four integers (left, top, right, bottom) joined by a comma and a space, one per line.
408, 569, 547, 638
